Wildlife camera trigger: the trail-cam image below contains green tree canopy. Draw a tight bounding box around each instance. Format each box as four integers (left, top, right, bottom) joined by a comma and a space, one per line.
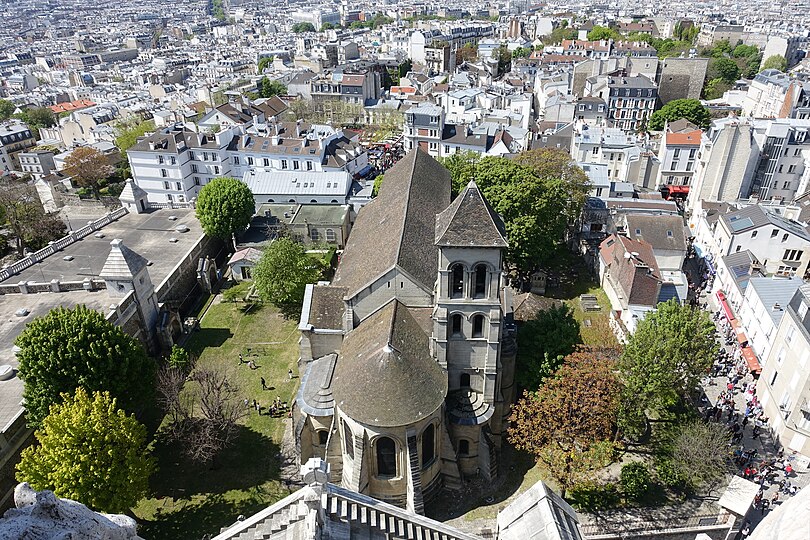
257, 56, 274, 73
587, 25, 621, 41
512, 46, 531, 59
114, 118, 155, 152
292, 22, 316, 33
0, 178, 65, 256
0, 98, 15, 120
195, 176, 255, 241
492, 44, 512, 75
16, 388, 155, 513
253, 237, 324, 318
371, 174, 384, 197
516, 304, 582, 389
703, 78, 732, 100
259, 77, 287, 98
618, 299, 716, 434
320, 22, 336, 31
18, 106, 56, 128
439, 150, 481, 196
648, 99, 711, 131
761, 55, 787, 72
15, 305, 155, 428
732, 44, 759, 58
508, 348, 621, 497
708, 57, 740, 83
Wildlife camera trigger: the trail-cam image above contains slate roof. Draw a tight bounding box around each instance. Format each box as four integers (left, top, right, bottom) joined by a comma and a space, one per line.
331, 300, 447, 427
331, 149, 452, 297
435, 181, 508, 248
99, 239, 149, 279
625, 214, 687, 252
118, 179, 147, 203
309, 286, 347, 330
296, 354, 337, 416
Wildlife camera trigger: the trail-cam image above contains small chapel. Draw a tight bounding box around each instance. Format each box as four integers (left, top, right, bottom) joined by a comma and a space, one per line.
294, 149, 517, 514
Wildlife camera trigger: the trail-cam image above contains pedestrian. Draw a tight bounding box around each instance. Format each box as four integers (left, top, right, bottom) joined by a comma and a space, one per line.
752, 425, 761, 440
761, 498, 770, 514
771, 491, 779, 505
741, 521, 751, 538
253, 399, 258, 411
244, 398, 249, 408
249, 359, 258, 370
288, 368, 293, 381
238, 353, 245, 365
261, 377, 267, 390
742, 415, 749, 428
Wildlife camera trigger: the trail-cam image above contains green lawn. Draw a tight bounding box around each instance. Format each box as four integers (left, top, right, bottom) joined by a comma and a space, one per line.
133, 298, 300, 539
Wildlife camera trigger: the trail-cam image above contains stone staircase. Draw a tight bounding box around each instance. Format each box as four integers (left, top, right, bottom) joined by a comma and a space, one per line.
218, 490, 312, 540
406, 431, 426, 514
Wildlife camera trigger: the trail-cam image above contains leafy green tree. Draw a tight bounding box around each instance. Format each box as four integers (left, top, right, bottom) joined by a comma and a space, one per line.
16, 305, 155, 428
492, 45, 512, 75
372, 174, 384, 197
114, 118, 155, 152
0, 98, 15, 120
711, 39, 732, 57
703, 78, 732, 100
456, 43, 477, 64
292, 22, 316, 33
0, 177, 64, 256
508, 349, 622, 497
708, 57, 740, 82
732, 44, 759, 58
620, 462, 651, 500
257, 56, 274, 73
516, 304, 582, 389
253, 237, 324, 318
195, 176, 255, 241
168, 345, 191, 370
648, 99, 711, 131
62, 146, 114, 198
259, 77, 287, 98
439, 150, 480, 195
512, 46, 531, 59
16, 388, 155, 513
618, 299, 716, 434
320, 22, 335, 31
761, 55, 787, 72
587, 25, 621, 41
20, 106, 56, 128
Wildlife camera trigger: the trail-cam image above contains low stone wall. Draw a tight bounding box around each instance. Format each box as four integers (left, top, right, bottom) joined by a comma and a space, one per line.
0, 279, 106, 296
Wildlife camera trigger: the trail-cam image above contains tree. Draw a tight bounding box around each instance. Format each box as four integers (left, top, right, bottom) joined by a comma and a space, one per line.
587, 25, 621, 41
372, 174, 385, 197
0, 98, 15, 120
257, 56, 274, 73
669, 421, 731, 491
15, 305, 154, 428
16, 388, 155, 513
508, 349, 622, 497
0, 177, 64, 256
168, 345, 192, 371
703, 78, 732, 100
259, 77, 287, 98
618, 299, 716, 434
761, 55, 787, 72
22, 107, 56, 128
648, 99, 711, 131
320, 22, 335, 31
708, 57, 740, 83
620, 462, 651, 500
516, 304, 582, 389
456, 43, 477, 64
439, 150, 481, 195
711, 39, 732, 57
492, 44, 512, 75
114, 118, 155, 153
292, 22, 316, 33
62, 146, 114, 198
254, 237, 323, 317
195, 176, 255, 241
732, 44, 759, 59
157, 366, 248, 465
512, 46, 531, 59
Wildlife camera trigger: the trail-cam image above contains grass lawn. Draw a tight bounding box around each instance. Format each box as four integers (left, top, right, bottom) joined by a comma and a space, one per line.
133, 298, 300, 540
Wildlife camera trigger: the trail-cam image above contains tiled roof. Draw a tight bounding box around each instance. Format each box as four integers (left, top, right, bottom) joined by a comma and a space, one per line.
665, 130, 702, 146
435, 181, 508, 248
99, 239, 149, 279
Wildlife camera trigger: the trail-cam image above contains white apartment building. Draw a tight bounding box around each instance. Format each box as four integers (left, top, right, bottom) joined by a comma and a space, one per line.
749, 118, 810, 202
656, 123, 702, 189
736, 276, 802, 367
570, 126, 643, 182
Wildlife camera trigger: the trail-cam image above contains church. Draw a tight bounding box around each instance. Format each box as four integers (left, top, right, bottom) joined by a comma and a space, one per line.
294, 149, 517, 513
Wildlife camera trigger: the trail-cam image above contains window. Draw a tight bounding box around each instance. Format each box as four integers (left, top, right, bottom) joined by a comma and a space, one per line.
376, 437, 397, 477
263, 158, 269, 167
474, 264, 487, 298
247, 157, 254, 165
188, 151, 195, 160
158, 155, 164, 164
592, 147, 598, 155
735, 245, 742, 252
281, 159, 287, 169
789, 164, 796, 173
307, 160, 313, 171
458, 439, 469, 456
777, 347, 786, 365
421, 425, 435, 468
317, 430, 328, 445
343, 420, 354, 459
782, 233, 789, 242
460, 373, 471, 388
170, 156, 176, 165
214, 166, 219, 174
194, 177, 200, 186
163, 181, 170, 190
770, 371, 778, 386
450, 314, 463, 337
450, 264, 464, 297
234, 156, 240, 165
310, 229, 320, 241
786, 326, 796, 345
673, 148, 680, 159
752, 231, 758, 239
175, 182, 182, 191
191, 164, 198, 173
203, 152, 209, 161
161, 168, 168, 178
325, 229, 336, 242
472, 315, 485, 338
293, 161, 300, 170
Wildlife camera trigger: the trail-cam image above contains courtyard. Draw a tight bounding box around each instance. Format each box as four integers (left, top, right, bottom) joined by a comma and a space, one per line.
133, 295, 301, 540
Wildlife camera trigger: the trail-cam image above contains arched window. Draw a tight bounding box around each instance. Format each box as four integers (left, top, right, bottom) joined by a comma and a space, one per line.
331, 199, 339, 203
310, 199, 318, 203
472, 314, 485, 338
268, 199, 275, 203
310, 229, 320, 241
376, 437, 397, 477
449, 314, 463, 338
421, 425, 435, 468
289, 199, 296, 203
460, 372, 471, 388
458, 439, 470, 456
474, 264, 488, 298
450, 264, 464, 297
317, 430, 328, 445
325, 228, 336, 242
343, 420, 354, 459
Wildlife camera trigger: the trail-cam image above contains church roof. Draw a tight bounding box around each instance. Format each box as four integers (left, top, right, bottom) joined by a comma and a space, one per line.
296, 354, 337, 417
99, 239, 149, 279
435, 181, 508, 248
118, 178, 147, 203
332, 149, 452, 297
332, 299, 447, 428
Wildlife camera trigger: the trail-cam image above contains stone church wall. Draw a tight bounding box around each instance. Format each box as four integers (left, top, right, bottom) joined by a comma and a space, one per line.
350, 270, 432, 323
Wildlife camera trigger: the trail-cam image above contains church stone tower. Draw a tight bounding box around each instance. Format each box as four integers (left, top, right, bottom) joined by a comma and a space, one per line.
432, 181, 510, 479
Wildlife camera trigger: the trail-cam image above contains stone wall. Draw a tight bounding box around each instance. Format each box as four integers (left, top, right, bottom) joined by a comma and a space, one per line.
155, 234, 226, 317
657, 58, 709, 105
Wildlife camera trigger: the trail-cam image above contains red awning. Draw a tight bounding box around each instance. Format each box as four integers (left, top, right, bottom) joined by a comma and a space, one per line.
741, 346, 761, 374
736, 330, 749, 347
716, 291, 736, 322
668, 185, 690, 194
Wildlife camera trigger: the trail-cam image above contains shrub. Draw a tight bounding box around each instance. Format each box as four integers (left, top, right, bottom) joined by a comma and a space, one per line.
656, 458, 688, 491
168, 345, 191, 371
569, 481, 620, 511
620, 462, 651, 500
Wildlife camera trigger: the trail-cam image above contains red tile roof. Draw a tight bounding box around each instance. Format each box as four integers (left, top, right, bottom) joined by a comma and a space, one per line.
665, 130, 702, 146
49, 99, 96, 114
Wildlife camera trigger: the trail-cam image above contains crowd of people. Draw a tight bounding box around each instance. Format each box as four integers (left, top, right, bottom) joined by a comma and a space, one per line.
238, 351, 293, 418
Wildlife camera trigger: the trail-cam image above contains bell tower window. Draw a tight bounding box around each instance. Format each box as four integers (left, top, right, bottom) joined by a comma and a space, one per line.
472, 314, 485, 338
450, 314, 463, 338
460, 372, 471, 388
421, 425, 435, 468
376, 437, 397, 477
474, 264, 487, 298
450, 263, 464, 298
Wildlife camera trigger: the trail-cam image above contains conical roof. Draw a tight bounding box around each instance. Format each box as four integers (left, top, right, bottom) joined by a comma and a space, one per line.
332, 299, 447, 427
99, 239, 149, 279
435, 180, 508, 248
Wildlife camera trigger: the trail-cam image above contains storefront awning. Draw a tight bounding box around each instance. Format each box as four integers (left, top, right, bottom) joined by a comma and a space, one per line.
716, 291, 735, 322
741, 345, 761, 375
